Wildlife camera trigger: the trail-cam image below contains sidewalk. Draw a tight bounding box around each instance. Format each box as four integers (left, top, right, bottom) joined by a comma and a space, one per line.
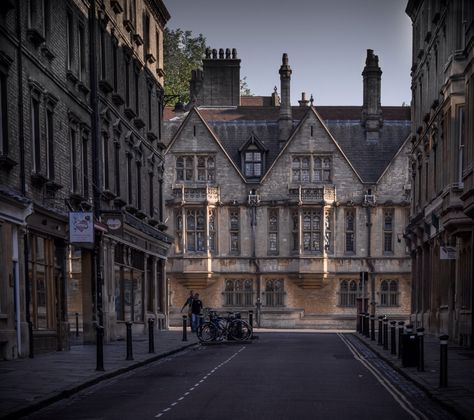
354, 331, 474, 419
0, 329, 199, 420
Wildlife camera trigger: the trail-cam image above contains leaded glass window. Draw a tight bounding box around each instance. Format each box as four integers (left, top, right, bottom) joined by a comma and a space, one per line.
345, 209, 355, 253
224, 279, 253, 306
230, 209, 240, 254
186, 208, 205, 252
265, 279, 284, 306
383, 209, 394, 253
268, 209, 278, 254
292, 156, 310, 183
302, 209, 322, 253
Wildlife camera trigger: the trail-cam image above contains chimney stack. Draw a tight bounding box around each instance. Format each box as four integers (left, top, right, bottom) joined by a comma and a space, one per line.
190, 47, 241, 107
298, 92, 309, 107
361, 49, 383, 140
279, 53, 292, 147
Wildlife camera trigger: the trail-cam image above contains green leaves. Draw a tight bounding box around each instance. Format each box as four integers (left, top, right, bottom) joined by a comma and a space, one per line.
163, 28, 207, 105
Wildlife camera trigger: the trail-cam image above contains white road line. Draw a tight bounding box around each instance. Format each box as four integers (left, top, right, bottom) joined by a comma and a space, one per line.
338, 333, 427, 420
154, 346, 246, 418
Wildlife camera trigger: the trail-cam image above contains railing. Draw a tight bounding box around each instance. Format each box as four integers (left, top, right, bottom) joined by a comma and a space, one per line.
172, 185, 220, 203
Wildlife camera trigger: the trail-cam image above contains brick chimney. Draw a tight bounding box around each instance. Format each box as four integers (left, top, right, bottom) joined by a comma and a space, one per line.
361, 49, 383, 141
279, 53, 292, 147
190, 47, 240, 107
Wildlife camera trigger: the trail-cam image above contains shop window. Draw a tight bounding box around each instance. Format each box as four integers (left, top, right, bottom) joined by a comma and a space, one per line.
265, 279, 284, 307
114, 244, 144, 322
224, 279, 253, 306
28, 235, 54, 329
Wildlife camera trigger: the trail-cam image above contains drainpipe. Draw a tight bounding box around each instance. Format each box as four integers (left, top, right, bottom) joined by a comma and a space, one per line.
471, 226, 474, 349
366, 203, 375, 316
12, 226, 21, 357
248, 191, 260, 304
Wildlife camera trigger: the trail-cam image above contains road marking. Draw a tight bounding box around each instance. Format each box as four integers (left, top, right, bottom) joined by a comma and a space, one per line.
338, 333, 428, 420
154, 346, 246, 418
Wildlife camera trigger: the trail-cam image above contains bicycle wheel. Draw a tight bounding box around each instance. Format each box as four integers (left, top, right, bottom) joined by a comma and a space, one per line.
197, 322, 218, 342
228, 319, 252, 341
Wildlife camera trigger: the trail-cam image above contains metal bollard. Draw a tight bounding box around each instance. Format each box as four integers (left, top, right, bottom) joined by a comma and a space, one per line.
182, 315, 188, 342
364, 313, 369, 338
360, 313, 364, 335
378, 316, 383, 345
370, 315, 375, 341
383, 317, 389, 350
439, 334, 449, 387
398, 321, 405, 359
75, 312, 79, 337
390, 321, 397, 355
417, 327, 424, 372
95, 323, 104, 371
249, 310, 254, 328
125, 321, 133, 360
148, 318, 155, 353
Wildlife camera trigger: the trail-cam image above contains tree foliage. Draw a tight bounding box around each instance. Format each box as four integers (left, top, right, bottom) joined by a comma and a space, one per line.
240, 76, 252, 96
163, 28, 206, 105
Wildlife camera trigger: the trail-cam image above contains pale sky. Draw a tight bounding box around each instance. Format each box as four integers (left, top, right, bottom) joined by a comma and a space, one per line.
164, 0, 412, 107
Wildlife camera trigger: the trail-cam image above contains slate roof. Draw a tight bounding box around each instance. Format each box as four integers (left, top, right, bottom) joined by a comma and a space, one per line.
164, 105, 411, 184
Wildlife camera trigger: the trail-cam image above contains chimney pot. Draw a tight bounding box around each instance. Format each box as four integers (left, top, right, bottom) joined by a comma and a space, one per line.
232, 48, 237, 59
219, 48, 224, 59
212, 49, 217, 59
225, 48, 231, 59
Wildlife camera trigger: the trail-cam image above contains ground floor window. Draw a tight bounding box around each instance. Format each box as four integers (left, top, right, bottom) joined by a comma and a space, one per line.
264, 279, 284, 307
223, 279, 253, 306
114, 244, 144, 322
339, 280, 358, 307
28, 234, 55, 329
380, 280, 399, 306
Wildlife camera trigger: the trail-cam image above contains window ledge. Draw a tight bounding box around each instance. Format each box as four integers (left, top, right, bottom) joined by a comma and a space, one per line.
0, 155, 18, 171
30, 172, 48, 187
124, 107, 137, 120
99, 79, 113, 94
66, 70, 78, 85
112, 93, 125, 106
26, 28, 45, 48
40, 44, 55, 61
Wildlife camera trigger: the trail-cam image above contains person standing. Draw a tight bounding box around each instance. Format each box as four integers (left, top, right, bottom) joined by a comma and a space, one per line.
181, 290, 194, 328
191, 293, 203, 333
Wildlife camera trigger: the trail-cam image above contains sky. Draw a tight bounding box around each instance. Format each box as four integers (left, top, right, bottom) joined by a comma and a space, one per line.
164, 0, 412, 107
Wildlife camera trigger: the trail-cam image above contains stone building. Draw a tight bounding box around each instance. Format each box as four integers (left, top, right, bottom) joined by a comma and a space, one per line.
405, 0, 474, 346
0, 0, 171, 359
163, 48, 412, 329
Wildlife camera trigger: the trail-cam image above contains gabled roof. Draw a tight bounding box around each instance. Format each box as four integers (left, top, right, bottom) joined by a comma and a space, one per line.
164, 105, 411, 184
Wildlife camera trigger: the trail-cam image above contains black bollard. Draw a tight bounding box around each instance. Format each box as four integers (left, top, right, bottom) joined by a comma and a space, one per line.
439, 334, 449, 387
370, 315, 375, 341
390, 321, 397, 355
126, 321, 133, 361
182, 315, 188, 342
148, 318, 155, 353
383, 317, 389, 350
357, 312, 362, 334
249, 310, 254, 328
75, 312, 79, 337
96, 323, 104, 371
362, 313, 367, 337
417, 327, 425, 371
398, 321, 405, 359
378, 316, 383, 345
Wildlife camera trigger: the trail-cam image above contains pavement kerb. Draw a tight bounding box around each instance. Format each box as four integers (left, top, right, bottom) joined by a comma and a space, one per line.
1, 342, 199, 420
351, 333, 466, 420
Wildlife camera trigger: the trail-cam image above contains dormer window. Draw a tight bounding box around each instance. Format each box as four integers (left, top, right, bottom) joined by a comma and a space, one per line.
244, 149, 262, 177
239, 132, 267, 180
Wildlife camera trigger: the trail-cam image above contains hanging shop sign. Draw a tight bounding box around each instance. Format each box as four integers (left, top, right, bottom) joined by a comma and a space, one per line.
69, 212, 94, 244
440, 246, 457, 260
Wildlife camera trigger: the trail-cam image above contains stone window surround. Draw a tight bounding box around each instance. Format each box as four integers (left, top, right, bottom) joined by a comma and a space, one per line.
291, 154, 332, 184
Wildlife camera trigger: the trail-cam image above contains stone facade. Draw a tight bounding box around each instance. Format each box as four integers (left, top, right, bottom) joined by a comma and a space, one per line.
164, 50, 412, 329
0, 0, 171, 359
405, 0, 474, 346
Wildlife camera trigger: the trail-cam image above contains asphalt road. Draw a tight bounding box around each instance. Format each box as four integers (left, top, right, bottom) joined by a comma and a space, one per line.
26, 332, 448, 420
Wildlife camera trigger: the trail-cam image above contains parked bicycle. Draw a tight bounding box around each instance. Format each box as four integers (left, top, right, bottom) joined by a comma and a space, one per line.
197, 310, 252, 343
